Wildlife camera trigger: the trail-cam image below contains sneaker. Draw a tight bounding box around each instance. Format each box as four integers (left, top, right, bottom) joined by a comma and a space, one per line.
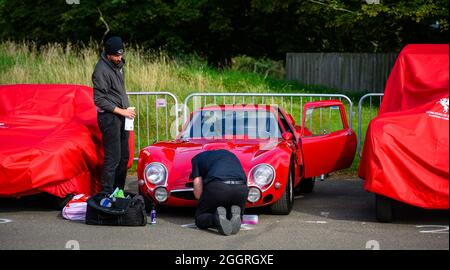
230, 205, 241, 235
215, 206, 232, 236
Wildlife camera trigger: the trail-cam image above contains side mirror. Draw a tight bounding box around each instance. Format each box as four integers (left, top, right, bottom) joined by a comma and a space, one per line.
282, 132, 293, 141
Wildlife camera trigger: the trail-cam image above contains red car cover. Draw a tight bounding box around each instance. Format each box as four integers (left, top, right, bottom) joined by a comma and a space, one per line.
0, 84, 134, 198
359, 44, 449, 209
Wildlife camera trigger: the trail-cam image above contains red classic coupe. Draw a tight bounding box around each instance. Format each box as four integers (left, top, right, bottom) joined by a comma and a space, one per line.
138, 101, 356, 214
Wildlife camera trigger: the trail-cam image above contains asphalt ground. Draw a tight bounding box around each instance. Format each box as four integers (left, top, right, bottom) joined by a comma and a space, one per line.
0, 175, 448, 250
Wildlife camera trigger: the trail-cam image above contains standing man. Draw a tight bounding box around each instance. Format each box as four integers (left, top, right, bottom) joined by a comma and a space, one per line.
191, 149, 249, 236
92, 36, 135, 194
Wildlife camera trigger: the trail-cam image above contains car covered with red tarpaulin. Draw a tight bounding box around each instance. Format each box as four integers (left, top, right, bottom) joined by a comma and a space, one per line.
0, 84, 134, 204
358, 44, 449, 222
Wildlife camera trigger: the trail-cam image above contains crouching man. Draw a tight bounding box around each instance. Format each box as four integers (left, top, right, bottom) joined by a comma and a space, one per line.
191, 149, 249, 236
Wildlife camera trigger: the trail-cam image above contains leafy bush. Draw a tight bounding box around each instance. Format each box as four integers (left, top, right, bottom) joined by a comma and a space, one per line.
231, 56, 285, 80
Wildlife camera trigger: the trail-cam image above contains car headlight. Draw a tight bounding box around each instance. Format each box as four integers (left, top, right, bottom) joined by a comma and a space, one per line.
154, 187, 168, 202
251, 164, 274, 187
144, 162, 167, 185
248, 187, 261, 203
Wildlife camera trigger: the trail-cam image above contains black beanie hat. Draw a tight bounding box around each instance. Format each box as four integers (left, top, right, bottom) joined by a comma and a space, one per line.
105, 36, 124, 55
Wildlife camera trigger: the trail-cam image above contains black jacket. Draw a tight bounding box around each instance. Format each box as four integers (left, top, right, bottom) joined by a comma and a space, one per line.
92, 51, 129, 112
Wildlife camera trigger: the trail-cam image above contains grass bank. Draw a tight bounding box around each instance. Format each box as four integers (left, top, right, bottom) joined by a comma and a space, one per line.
0, 41, 380, 175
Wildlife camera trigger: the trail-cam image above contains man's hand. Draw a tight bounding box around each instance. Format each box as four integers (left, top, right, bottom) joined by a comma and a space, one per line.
113, 107, 136, 118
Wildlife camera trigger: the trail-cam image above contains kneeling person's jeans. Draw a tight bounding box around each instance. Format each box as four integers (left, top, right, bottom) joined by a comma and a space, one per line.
195, 181, 249, 229
97, 112, 129, 193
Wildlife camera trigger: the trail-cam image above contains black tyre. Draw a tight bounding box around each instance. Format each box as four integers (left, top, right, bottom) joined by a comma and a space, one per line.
296, 177, 315, 194
270, 164, 294, 215
375, 194, 394, 223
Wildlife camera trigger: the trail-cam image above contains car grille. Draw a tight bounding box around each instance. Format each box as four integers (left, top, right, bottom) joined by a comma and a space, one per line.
171, 190, 196, 200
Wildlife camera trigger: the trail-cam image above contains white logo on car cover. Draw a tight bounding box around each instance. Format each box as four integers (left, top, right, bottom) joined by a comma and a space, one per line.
438, 98, 449, 114
426, 97, 449, 121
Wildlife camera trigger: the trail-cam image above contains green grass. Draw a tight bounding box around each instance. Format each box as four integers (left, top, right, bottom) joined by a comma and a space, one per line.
0, 41, 381, 176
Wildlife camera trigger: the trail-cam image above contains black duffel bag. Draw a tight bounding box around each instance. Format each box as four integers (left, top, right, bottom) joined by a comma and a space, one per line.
85, 192, 147, 226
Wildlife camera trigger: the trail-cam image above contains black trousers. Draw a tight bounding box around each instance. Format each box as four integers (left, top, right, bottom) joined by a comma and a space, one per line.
97, 112, 130, 193
195, 181, 249, 230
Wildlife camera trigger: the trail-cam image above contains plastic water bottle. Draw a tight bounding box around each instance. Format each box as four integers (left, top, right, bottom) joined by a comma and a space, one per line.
100, 197, 112, 208
150, 206, 157, 225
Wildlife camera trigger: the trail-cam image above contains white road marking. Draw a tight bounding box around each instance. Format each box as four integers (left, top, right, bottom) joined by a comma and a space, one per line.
181, 223, 254, 230
0, 218, 12, 224
416, 225, 449, 234
181, 223, 197, 229
240, 224, 254, 230
65, 240, 80, 250
305, 221, 328, 224
365, 240, 380, 250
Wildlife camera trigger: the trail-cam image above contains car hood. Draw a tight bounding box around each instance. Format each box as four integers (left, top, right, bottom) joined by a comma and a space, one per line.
144, 139, 289, 189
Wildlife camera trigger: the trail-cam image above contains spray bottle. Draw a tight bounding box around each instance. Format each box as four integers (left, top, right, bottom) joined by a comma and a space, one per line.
150, 205, 157, 225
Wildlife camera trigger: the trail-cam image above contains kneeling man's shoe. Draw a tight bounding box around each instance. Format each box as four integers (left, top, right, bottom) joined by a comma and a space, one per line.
230, 205, 241, 235
215, 206, 232, 236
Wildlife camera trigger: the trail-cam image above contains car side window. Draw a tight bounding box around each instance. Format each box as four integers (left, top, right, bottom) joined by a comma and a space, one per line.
278, 110, 294, 135
304, 106, 344, 136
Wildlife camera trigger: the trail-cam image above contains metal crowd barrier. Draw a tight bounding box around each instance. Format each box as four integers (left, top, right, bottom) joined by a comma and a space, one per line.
127, 92, 180, 160
183, 92, 354, 129
125, 91, 385, 161
357, 93, 384, 157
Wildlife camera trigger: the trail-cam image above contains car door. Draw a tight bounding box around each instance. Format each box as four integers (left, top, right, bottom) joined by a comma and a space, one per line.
300, 100, 356, 178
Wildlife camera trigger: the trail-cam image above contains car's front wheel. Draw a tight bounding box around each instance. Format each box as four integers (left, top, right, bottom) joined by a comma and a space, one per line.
270, 164, 294, 215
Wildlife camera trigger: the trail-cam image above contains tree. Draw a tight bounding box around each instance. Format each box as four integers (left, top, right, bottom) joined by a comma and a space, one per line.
0, 0, 448, 65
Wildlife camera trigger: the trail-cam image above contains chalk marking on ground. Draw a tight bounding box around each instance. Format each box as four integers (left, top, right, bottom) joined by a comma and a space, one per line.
416, 225, 449, 234
304, 220, 328, 224
0, 218, 12, 224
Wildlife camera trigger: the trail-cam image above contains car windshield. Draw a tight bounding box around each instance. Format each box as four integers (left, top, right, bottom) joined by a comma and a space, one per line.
181, 109, 282, 139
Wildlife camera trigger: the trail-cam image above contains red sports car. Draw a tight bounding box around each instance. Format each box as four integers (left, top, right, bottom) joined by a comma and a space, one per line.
138, 101, 356, 214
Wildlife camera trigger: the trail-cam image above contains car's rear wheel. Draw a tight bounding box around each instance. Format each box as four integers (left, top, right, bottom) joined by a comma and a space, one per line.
295, 177, 315, 194
270, 164, 294, 215
375, 194, 394, 223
